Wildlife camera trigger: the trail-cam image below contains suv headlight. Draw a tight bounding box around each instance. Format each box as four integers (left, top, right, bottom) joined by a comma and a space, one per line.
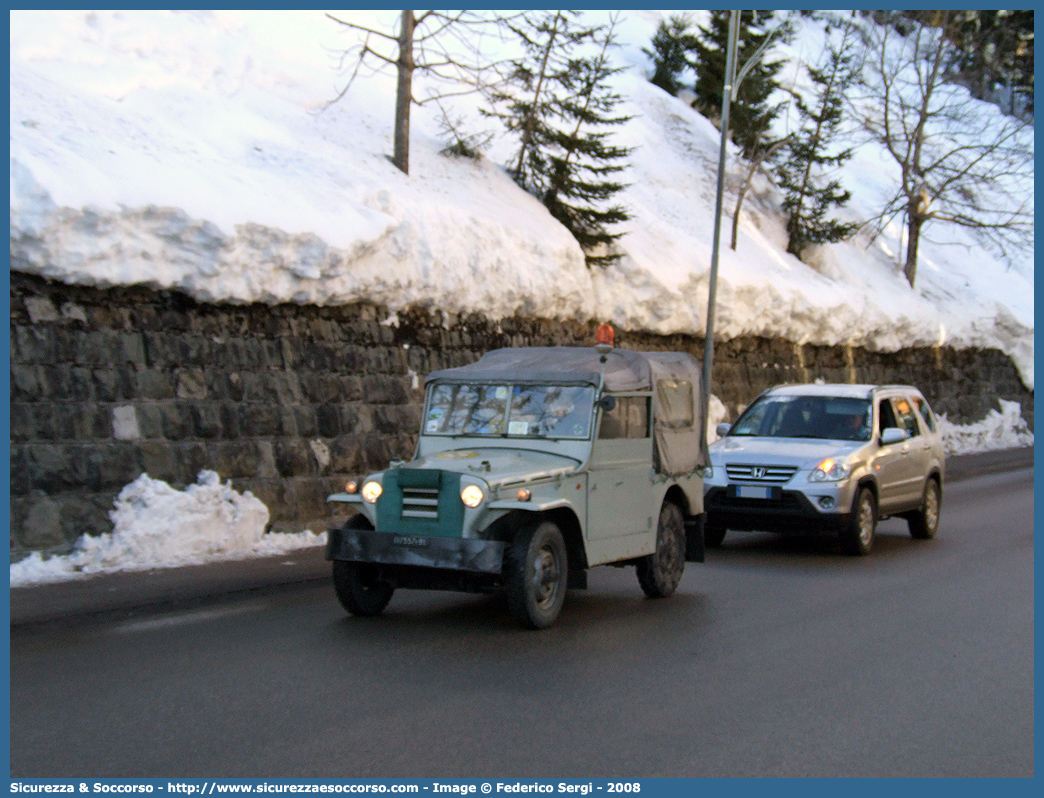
809, 458, 851, 482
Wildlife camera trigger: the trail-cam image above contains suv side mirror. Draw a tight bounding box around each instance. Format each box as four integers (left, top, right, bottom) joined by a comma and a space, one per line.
597, 395, 616, 412
716, 422, 732, 438
880, 427, 906, 445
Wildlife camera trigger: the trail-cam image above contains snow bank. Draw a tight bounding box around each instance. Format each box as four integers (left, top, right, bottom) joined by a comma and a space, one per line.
8, 10, 1033, 389
9, 470, 325, 587
937, 400, 1034, 456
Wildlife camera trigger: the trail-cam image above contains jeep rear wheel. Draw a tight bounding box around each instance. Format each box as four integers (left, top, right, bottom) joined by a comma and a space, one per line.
637, 502, 686, 598
839, 486, 877, 556
332, 560, 395, 617
506, 520, 568, 630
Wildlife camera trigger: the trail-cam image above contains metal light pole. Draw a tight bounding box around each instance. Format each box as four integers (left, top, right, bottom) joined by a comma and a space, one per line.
699, 10, 740, 450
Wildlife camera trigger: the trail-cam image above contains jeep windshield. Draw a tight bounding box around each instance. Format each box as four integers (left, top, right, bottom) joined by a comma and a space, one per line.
423, 383, 596, 440
729, 395, 872, 442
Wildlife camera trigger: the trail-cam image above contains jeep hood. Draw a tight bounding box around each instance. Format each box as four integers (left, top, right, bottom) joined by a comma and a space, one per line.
402, 448, 580, 488
710, 436, 864, 469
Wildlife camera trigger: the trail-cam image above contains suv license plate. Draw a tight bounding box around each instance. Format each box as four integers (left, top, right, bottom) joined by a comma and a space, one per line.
731, 485, 775, 500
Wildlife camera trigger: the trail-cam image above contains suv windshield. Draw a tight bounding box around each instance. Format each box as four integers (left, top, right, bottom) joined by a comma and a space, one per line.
424, 383, 596, 440
730, 395, 872, 442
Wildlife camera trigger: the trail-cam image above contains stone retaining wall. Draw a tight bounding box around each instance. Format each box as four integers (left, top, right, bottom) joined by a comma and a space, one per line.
9, 272, 1033, 559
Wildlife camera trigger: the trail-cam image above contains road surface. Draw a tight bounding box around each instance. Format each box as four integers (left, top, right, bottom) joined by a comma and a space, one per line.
10, 467, 1033, 777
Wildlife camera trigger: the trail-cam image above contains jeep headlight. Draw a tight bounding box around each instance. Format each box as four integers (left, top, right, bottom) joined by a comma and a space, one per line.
361, 481, 383, 503
460, 484, 485, 508
809, 458, 851, 482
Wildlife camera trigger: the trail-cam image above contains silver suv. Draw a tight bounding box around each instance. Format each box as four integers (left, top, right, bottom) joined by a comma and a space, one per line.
704, 384, 944, 555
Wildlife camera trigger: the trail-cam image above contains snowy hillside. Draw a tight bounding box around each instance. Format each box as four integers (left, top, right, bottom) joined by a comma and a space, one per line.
9, 10, 1034, 389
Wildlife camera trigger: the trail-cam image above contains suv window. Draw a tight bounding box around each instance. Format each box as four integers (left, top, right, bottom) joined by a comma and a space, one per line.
729, 395, 870, 441
891, 396, 922, 439
878, 399, 899, 433
599, 396, 650, 439
912, 396, 936, 432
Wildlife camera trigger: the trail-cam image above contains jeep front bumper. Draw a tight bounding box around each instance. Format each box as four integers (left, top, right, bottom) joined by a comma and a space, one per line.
326, 526, 506, 574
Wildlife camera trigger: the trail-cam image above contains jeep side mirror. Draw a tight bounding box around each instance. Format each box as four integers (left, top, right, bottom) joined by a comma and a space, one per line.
597, 395, 616, 412
880, 427, 906, 445
716, 422, 732, 438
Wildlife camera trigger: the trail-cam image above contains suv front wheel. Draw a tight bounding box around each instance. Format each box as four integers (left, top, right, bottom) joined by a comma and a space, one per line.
839, 486, 877, 556
908, 478, 941, 539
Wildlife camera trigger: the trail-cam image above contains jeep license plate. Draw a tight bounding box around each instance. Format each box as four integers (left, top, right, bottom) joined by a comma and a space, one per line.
730, 485, 777, 500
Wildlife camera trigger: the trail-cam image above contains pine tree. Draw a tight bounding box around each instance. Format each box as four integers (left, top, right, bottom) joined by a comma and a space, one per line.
690, 10, 789, 158
488, 12, 633, 267
643, 14, 696, 96
775, 23, 859, 259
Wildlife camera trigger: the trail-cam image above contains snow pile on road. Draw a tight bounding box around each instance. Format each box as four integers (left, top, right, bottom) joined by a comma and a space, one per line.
937, 400, 1035, 456
9, 470, 324, 587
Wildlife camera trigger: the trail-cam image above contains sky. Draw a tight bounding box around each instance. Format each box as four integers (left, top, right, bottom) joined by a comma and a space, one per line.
8, 10, 1034, 584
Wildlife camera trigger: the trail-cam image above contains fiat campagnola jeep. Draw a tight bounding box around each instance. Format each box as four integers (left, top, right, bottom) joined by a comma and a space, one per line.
325, 327, 710, 629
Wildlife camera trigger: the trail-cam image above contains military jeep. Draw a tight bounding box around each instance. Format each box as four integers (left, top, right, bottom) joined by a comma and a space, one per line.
326, 340, 709, 629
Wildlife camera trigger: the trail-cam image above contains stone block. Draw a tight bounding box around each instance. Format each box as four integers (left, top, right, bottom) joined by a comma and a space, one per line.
315, 405, 340, 438
118, 332, 147, 366
134, 404, 164, 439
254, 440, 279, 479
13, 325, 57, 364
190, 404, 223, 439
69, 366, 95, 401
329, 436, 366, 474
212, 441, 260, 480
220, 405, 242, 439
18, 490, 67, 550
175, 442, 210, 485
293, 407, 317, 438
241, 404, 282, 437
137, 369, 175, 400
363, 437, 392, 471
85, 443, 143, 491
28, 443, 82, 492
137, 441, 178, 481
181, 335, 212, 366
274, 438, 312, 477
143, 332, 177, 368
10, 364, 43, 402
340, 404, 375, 436
10, 404, 33, 443
175, 367, 208, 400
160, 404, 193, 441
60, 494, 114, 541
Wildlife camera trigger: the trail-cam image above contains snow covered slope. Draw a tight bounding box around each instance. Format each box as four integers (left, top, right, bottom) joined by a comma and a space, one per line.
9, 10, 1034, 387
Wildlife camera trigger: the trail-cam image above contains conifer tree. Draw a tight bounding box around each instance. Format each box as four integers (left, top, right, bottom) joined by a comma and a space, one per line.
775, 23, 859, 259
643, 15, 696, 96
488, 12, 633, 267
690, 10, 789, 157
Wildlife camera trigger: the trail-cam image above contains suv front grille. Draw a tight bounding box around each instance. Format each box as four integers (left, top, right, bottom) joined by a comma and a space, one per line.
401, 487, 439, 520
725, 463, 798, 484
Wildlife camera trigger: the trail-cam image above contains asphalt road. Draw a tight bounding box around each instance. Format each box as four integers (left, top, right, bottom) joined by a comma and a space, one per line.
10, 467, 1033, 778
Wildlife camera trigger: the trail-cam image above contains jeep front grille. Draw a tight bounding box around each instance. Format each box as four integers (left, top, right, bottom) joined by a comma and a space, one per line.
401, 487, 439, 520
725, 463, 798, 484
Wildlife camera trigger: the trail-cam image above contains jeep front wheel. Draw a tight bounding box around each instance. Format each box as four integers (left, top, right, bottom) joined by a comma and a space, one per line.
637, 502, 686, 598
506, 520, 568, 630
332, 560, 395, 617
